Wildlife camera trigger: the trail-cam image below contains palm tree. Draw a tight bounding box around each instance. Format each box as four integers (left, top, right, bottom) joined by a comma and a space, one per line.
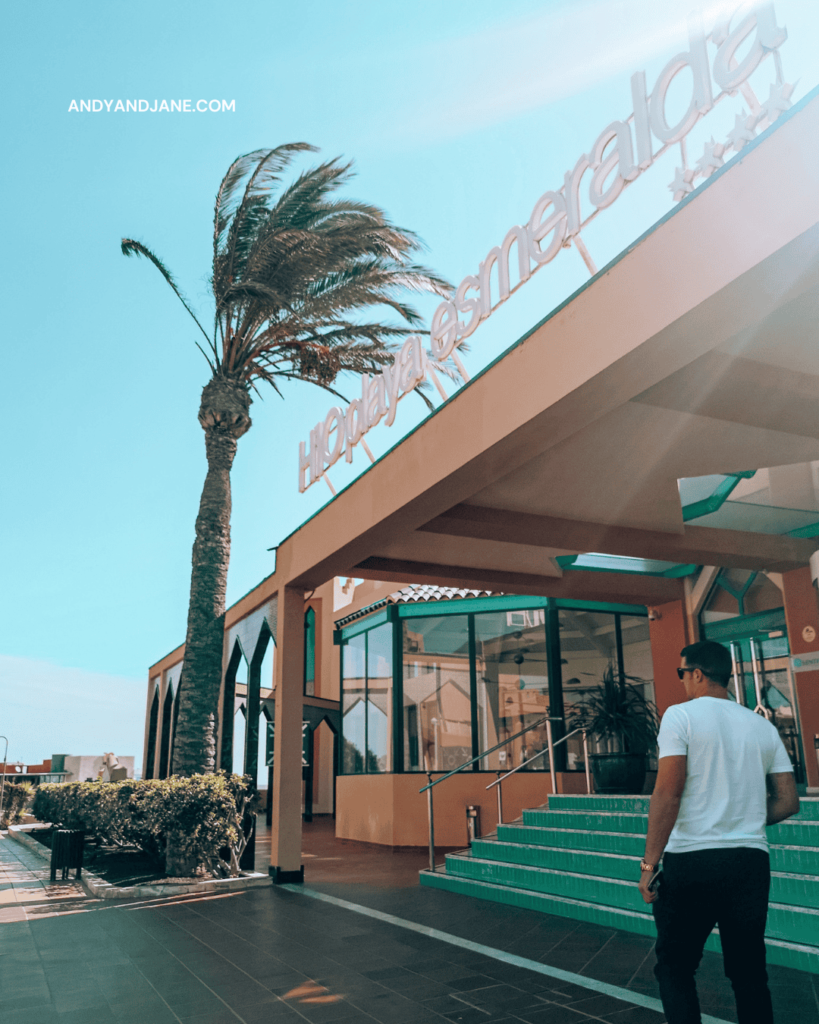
123, 144, 452, 776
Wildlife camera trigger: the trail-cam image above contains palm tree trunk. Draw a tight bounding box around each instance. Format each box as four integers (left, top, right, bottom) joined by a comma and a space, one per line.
172, 378, 252, 776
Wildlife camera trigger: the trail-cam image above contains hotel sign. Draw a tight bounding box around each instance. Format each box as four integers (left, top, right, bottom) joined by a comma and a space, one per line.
300, 3, 790, 494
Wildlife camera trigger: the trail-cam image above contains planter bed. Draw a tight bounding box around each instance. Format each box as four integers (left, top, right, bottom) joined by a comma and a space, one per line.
8, 824, 270, 898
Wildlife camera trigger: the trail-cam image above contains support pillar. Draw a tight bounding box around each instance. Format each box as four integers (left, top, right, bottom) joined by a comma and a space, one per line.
781, 567, 819, 790
648, 599, 689, 716
270, 585, 305, 883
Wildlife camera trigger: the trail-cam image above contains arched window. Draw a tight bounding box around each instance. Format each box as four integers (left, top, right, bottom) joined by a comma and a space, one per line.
144, 686, 159, 779
304, 607, 316, 696
158, 683, 174, 779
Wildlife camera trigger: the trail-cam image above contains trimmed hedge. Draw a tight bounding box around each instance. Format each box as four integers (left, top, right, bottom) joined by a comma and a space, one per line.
31, 773, 255, 877
1, 781, 34, 827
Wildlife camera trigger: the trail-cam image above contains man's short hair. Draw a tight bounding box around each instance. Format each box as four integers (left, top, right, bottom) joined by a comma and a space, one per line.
680, 640, 732, 687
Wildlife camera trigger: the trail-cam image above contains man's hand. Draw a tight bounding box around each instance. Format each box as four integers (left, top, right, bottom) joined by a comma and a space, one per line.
637, 754, 686, 904
638, 868, 660, 904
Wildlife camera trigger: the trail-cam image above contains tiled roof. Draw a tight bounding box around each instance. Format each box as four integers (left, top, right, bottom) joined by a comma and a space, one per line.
335, 583, 495, 628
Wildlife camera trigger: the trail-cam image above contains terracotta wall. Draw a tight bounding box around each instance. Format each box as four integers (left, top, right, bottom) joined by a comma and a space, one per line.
337, 771, 574, 847
648, 599, 690, 716
781, 567, 819, 789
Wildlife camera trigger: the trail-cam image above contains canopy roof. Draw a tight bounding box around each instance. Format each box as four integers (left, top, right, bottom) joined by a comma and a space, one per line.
269, 88, 819, 610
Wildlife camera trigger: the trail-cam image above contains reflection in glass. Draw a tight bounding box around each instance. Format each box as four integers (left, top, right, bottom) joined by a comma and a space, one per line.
402, 615, 471, 772
233, 699, 246, 776
342, 633, 366, 773
620, 616, 655, 707
734, 636, 805, 783
366, 624, 393, 773
341, 625, 393, 774
475, 610, 550, 771
560, 609, 617, 767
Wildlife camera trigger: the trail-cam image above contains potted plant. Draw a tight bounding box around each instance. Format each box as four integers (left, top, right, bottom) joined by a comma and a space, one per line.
568, 663, 659, 794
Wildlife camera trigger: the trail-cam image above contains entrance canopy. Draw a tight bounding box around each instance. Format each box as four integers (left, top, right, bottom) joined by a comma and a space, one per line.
274, 91, 819, 608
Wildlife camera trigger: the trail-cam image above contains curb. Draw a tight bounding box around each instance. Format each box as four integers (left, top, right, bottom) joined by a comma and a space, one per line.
7, 824, 271, 899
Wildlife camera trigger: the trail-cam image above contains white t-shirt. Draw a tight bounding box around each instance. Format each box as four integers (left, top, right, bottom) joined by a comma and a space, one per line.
658, 696, 793, 853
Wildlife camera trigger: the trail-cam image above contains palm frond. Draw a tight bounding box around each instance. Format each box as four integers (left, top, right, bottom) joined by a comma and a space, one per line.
121, 238, 213, 348
222, 145, 317, 287
128, 144, 457, 403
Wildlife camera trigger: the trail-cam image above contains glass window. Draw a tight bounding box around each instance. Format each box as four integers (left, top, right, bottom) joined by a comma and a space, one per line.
402, 615, 471, 772
341, 624, 393, 773
474, 610, 549, 771
366, 624, 393, 773
701, 569, 784, 625
232, 699, 246, 776
620, 615, 655, 705
342, 633, 366, 773
304, 608, 316, 696
559, 608, 617, 766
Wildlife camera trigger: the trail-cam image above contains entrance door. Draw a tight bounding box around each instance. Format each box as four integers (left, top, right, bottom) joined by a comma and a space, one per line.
729, 634, 806, 784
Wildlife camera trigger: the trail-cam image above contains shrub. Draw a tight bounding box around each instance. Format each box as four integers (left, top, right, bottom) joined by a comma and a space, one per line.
1, 781, 34, 827
31, 773, 255, 877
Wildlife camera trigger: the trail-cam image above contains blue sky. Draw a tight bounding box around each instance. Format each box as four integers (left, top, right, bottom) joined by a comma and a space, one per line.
2, 0, 817, 768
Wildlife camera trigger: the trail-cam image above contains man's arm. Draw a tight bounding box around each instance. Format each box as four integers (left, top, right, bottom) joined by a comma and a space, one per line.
638, 755, 686, 904
766, 772, 799, 825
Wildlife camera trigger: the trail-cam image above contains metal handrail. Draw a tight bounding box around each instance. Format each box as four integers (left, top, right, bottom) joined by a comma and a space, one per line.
420, 714, 572, 873
487, 726, 591, 803
418, 715, 559, 794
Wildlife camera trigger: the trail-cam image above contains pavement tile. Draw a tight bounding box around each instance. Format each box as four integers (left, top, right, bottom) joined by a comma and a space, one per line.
55, 1006, 119, 1024
346, 990, 433, 1023
108, 998, 180, 1023
179, 1013, 242, 1024
565, 993, 637, 1017
605, 1007, 667, 1024
0, 1007, 60, 1024
517, 1004, 599, 1024
442, 1007, 519, 1024
3, 827, 818, 1024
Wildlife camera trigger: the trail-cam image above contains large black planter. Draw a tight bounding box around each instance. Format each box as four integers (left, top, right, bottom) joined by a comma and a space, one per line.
589, 753, 647, 794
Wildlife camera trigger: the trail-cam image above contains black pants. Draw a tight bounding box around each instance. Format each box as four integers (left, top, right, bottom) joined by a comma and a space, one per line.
652, 848, 773, 1024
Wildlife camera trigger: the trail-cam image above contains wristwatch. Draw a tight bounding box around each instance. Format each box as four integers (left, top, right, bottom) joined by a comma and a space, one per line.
640, 860, 656, 873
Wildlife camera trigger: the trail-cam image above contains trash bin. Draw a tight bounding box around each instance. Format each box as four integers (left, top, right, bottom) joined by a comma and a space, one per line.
466, 805, 481, 845
239, 812, 256, 871
50, 829, 84, 882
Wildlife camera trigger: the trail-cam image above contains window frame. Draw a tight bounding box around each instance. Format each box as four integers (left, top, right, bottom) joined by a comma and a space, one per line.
337, 597, 648, 775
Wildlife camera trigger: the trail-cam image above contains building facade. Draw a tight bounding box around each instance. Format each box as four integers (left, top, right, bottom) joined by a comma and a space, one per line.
147, 80, 819, 877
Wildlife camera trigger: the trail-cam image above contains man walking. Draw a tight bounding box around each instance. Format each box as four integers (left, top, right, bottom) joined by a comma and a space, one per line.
638, 640, 799, 1024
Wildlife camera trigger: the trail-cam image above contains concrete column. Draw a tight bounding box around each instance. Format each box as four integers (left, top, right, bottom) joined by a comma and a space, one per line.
781, 567, 819, 790
648, 599, 689, 716
270, 585, 305, 882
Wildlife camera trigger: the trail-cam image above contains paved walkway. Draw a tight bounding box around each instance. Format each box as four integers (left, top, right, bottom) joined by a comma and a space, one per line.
0, 821, 817, 1024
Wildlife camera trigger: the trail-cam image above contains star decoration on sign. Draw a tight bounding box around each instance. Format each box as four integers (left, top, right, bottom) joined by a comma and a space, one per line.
695, 138, 725, 178
756, 81, 794, 130
726, 110, 756, 152
669, 165, 695, 203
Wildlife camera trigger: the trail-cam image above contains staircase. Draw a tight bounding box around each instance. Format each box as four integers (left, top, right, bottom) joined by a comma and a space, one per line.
420, 794, 819, 974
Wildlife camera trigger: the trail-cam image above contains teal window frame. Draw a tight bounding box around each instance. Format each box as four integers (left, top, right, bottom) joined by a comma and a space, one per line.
304, 607, 316, 696
337, 595, 648, 775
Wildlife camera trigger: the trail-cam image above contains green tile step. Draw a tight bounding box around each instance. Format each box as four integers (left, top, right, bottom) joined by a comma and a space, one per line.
496, 825, 819, 874
419, 869, 819, 974
443, 851, 819, 944
470, 838, 819, 909
548, 795, 650, 814
520, 809, 819, 848
548, 794, 819, 821
498, 823, 645, 856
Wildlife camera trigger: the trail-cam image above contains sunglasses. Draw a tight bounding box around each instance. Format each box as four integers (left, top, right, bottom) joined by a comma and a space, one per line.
676, 666, 697, 679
